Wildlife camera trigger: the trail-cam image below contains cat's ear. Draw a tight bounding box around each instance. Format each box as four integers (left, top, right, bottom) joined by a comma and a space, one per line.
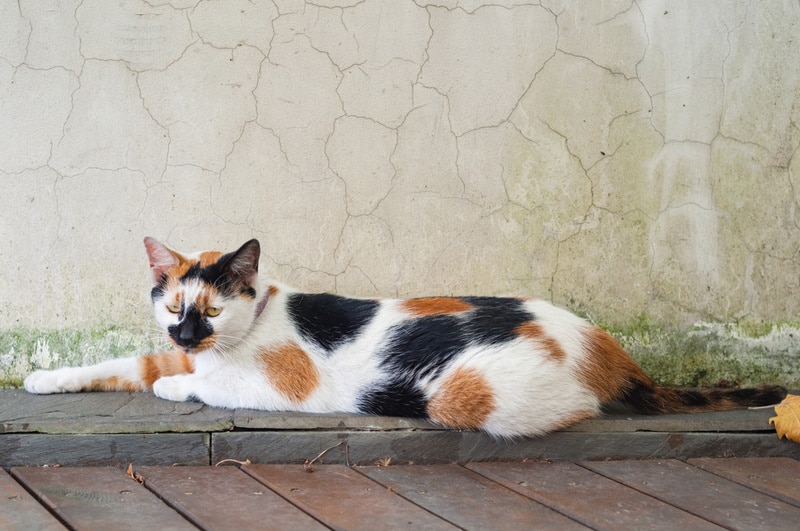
224, 239, 260, 288
144, 237, 185, 284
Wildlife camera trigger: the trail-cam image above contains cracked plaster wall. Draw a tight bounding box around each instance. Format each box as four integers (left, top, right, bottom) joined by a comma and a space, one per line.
2, 0, 800, 345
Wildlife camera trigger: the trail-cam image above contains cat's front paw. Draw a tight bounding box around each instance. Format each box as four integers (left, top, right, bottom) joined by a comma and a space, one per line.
24, 368, 82, 394
152, 375, 196, 403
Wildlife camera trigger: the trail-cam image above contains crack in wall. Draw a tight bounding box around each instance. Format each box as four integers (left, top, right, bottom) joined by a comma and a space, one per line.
2, 0, 799, 329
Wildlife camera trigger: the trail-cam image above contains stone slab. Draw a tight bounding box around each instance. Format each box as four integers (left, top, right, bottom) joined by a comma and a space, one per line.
233, 408, 439, 431
1, 390, 783, 435
212, 430, 800, 466
0, 390, 233, 434
2, 389, 797, 467
561, 407, 779, 433
0, 434, 210, 468
3, 430, 795, 469
0, 390, 438, 434
459, 430, 800, 462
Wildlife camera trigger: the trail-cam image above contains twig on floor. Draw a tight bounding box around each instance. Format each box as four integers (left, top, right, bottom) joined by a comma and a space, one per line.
303, 441, 350, 472
214, 458, 252, 467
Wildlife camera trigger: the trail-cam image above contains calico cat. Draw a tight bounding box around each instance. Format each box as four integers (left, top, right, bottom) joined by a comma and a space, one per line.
24, 238, 786, 438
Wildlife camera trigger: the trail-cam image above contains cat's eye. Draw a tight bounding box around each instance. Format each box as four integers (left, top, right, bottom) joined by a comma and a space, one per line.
166, 304, 181, 314
205, 307, 222, 317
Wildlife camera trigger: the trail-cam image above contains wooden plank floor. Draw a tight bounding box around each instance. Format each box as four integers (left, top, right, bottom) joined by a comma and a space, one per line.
3, 457, 798, 530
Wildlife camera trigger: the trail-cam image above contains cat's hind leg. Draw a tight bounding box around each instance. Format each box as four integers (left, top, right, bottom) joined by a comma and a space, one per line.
24, 351, 194, 394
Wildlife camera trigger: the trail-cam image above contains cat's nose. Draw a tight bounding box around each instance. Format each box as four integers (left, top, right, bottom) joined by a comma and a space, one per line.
168, 307, 212, 351
179, 320, 196, 342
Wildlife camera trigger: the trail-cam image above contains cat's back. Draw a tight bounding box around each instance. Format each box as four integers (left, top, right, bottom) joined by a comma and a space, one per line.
266, 287, 592, 373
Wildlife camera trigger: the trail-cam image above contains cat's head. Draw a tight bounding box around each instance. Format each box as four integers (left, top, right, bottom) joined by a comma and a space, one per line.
144, 238, 262, 354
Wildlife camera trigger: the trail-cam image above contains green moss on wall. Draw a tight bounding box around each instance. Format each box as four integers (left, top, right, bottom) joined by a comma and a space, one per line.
0, 327, 168, 388
600, 316, 800, 388
2, 318, 798, 389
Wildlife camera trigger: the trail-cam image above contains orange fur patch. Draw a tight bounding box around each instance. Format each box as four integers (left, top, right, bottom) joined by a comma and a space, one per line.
194, 336, 218, 351
268, 285, 279, 297
166, 258, 193, 280
195, 288, 220, 313
169, 289, 182, 308
260, 342, 320, 403
88, 376, 143, 392
515, 322, 567, 362
166, 253, 219, 280
428, 367, 496, 429
139, 351, 196, 388
401, 297, 473, 317
576, 325, 649, 402
156, 250, 221, 277
198, 251, 222, 267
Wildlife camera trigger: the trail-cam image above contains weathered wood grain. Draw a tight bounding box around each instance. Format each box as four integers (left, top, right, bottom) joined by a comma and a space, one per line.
468, 461, 722, 530
11, 466, 193, 530
584, 459, 800, 530
0, 468, 65, 530
245, 464, 456, 530
689, 457, 800, 507
359, 464, 587, 530
3, 458, 800, 529
138, 466, 326, 530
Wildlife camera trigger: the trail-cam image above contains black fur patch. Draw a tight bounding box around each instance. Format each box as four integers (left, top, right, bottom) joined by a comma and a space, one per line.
381, 315, 468, 379
168, 306, 213, 350
378, 297, 534, 381
462, 297, 534, 344
357, 379, 429, 419
617, 378, 664, 414
151, 283, 165, 302
180, 252, 254, 297
717, 385, 787, 405
287, 293, 379, 353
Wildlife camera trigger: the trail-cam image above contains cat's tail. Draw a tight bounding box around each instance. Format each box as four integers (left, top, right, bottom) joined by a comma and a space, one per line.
581, 325, 787, 414
616, 379, 787, 415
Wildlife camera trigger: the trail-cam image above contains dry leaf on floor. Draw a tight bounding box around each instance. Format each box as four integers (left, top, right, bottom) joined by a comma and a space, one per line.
126, 463, 145, 485
770, 394, 800, 443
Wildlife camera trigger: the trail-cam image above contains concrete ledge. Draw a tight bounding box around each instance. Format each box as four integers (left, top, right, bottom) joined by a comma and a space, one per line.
2, 390, 798, 467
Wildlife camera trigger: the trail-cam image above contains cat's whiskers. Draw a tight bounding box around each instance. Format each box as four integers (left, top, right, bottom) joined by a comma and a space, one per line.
194, 333, 249, 359
204, 333, 260, 361
141, 323, 176, 352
